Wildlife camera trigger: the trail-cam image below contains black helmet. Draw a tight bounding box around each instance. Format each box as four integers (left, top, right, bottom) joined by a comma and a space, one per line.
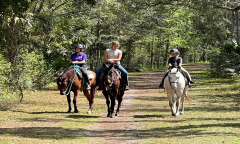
170, 48, 179, 54
75, 44, 84, 49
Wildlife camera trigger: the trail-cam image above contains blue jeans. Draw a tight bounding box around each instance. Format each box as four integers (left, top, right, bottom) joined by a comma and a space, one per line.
96, 64, 129, 86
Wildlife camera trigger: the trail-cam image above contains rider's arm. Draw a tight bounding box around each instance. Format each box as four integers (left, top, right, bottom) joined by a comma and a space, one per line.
179, 63, 182, 67
111, 52, 122, 62
104, 51, 112, 63
70, 59, 86, 64
104, 51, 122, 63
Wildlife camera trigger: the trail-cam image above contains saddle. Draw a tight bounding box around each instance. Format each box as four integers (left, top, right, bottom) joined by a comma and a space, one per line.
69, 65, 95, 80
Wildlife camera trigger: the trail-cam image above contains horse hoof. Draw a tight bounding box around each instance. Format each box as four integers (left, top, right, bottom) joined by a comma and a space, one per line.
74, 110, 79, 113
87, 110, 92, 114
175, 113, 180, 117
180, 112, 184, 115
107, 114, 110, 117
115, 113, 119, 116
67, 110, 71, 113
110, 115, 114, 118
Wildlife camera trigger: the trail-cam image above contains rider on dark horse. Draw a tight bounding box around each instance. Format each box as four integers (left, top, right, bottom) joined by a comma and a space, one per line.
70, 44, 91, 90
96, 41, 129, 90
159, 48, 195, 88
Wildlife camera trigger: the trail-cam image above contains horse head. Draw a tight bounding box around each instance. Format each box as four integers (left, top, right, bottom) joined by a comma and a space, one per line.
57, 75, 68, 95
56, 69, 76, 95
101, 63, 120, 91
168, 67, 181, 89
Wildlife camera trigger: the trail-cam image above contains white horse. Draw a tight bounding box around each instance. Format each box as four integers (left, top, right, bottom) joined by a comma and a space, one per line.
164, 67, 188, 117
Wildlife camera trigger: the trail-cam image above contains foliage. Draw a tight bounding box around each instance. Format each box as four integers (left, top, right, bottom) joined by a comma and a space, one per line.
9, 50, 54, 90
210, 39, 240, 77
1, 0, 240, 100
0, 54, 11, 97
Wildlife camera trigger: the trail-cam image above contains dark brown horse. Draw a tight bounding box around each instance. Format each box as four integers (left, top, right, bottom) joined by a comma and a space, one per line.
101, 63, 125, 118
57, 66, 96, 114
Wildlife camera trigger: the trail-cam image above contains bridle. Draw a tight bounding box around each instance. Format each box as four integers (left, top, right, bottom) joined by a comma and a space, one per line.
104, 70, 113, 91
59, 65, 77, 95
103, 66, 120, 91
168, 67, 181, 98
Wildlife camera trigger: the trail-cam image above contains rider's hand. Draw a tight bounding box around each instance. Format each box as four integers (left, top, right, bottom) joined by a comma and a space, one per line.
108, 60, 114, 63
169, 64, 172, 67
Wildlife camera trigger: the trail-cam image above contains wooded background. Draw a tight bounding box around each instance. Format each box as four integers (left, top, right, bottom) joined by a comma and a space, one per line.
1, 0, 240, 96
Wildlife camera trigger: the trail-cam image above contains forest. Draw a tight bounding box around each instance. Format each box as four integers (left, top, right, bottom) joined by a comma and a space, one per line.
1, 0, 240, 97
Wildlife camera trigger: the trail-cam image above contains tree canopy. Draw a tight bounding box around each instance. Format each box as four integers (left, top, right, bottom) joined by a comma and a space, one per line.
1, 0, 240, 97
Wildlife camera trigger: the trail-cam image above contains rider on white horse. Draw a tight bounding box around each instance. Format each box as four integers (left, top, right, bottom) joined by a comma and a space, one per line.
159, 48, 195, 88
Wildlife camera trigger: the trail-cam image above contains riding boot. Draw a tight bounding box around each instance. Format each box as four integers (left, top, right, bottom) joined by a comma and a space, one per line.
190, 80, 195, 84
159, 81, 164, 89
159, 72, 168, 89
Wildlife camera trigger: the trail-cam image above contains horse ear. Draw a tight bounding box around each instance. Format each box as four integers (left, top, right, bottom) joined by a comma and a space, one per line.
109, 63, 114, 68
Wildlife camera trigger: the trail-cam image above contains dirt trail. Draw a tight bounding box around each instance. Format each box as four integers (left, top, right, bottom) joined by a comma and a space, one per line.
87, 64, 210, 143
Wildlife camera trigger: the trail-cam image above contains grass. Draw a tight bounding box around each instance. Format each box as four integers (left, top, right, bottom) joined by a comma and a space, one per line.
131, 67, 240, 144
0, 64, 240, 143
0, 87, 107, 144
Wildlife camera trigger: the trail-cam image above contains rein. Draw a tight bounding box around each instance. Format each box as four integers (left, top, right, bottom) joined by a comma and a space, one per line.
65, 64, 77, 95
103, 67, 120, 91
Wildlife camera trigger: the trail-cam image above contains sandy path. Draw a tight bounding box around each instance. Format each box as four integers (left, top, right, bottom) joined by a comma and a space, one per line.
86, 64, 210, 143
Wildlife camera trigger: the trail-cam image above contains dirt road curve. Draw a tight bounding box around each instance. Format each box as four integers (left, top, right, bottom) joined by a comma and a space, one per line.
87, 64, 210, 144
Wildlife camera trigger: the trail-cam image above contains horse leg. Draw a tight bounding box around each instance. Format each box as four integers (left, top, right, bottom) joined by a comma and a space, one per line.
115, 90, 124, 116
175, 90, 184, 117
103, 91, 110, 117
73, 90, 79, 113
66, 94, 72, 113
168, 94, 176, 116
110, 93, 116, 118
83, 89, 94, 114
175, 97, 180, 117
180, 91, 187, 115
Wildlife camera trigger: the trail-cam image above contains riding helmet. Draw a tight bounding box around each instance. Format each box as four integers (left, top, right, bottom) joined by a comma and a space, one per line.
75, 44, 84, 49
170, 48, 179, 54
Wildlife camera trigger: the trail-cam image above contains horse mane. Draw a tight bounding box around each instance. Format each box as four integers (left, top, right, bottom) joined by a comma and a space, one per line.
102, 63, 121, 84
58, 68, 75, 82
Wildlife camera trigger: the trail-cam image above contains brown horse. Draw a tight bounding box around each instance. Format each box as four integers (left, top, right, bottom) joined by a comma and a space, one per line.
101, 63, 125, 118
57, 66, 96, 114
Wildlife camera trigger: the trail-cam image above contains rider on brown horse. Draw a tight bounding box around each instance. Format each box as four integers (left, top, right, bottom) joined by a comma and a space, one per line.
159, 48, 195, 88
70, 44, 91, 90
95, 41, 129, 90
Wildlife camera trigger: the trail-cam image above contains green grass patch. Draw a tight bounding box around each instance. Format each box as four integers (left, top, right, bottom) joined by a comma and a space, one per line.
0, 89, 106, 143
131, 66, 240, 144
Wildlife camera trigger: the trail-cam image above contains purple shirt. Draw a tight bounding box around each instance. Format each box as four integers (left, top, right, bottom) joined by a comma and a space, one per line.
70, 52, 87, 61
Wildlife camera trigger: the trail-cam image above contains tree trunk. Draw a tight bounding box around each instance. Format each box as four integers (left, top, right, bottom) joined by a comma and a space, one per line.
164, 39, 170, 67
151, 30, 155, 69
127, 40, 131, 69
236, 11, 239, 44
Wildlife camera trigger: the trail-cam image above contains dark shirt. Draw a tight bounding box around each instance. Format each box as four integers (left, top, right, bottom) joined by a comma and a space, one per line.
168, 56, 183, 67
